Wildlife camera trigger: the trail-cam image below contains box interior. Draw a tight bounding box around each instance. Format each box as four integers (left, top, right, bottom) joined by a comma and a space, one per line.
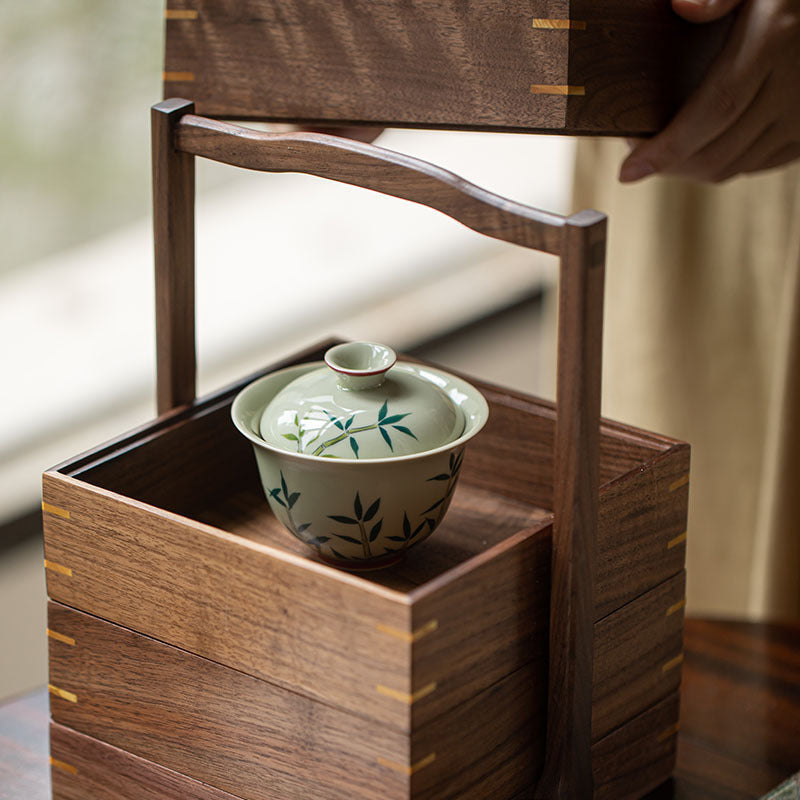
59, 352, 671, 594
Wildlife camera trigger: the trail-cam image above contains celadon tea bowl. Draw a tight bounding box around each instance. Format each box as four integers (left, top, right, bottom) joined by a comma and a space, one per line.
231, 342, 489, 570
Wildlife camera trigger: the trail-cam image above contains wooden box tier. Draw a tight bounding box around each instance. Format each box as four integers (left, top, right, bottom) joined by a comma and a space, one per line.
43, 342, 689, 800
162, 0, 731, 135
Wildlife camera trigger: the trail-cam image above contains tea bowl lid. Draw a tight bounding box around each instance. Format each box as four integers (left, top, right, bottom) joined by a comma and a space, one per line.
258, 342, 465, 459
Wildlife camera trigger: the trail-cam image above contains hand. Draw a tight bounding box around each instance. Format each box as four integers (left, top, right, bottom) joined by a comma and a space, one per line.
620, 0, 800, 183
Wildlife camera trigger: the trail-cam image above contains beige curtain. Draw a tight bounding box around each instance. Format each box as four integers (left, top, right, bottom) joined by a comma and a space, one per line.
570, 138, 800, 620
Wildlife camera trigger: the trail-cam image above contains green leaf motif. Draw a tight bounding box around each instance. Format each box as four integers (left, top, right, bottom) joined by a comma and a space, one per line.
282, 433, 299, 441
350, 437, 360, 458
269, 488, 286, 508
329, 514, 358, 525
280, 472, 289, 500
287, 492, 300, 509
296, 522, 312, 534
422, 497, 444, 515
369, 519, 383, 542
387, 536, 406, 543
308, 535, 329, 545
392, 425, 417, 439
379, 427, 394, 451
378, 400, 388, 422
330, 547, 347, 560
345, 416, 354, 430
354, 492, 363, 520
381, 413, 410, 425
334, 534, 362, 545
363, 498, 381, 522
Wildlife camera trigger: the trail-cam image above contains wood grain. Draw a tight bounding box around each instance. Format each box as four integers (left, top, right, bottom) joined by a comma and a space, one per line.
162, 0, 731, 134
535, 211, 605, 798
48, 602, 550, 800
47, 602, 409, 800
42, 471, 415, 733
592, 571, 686, 741
174, 115, 565, 256
593, 691, 681, 800
50, 722, 246, 800
152, 99, 196, 414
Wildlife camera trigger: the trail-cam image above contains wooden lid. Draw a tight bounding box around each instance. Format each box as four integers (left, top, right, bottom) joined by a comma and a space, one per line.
163, 0, 732, 135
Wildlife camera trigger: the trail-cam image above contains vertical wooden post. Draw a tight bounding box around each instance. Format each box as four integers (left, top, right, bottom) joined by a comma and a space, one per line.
152, 98, 196, 414
535, 210, 606, 798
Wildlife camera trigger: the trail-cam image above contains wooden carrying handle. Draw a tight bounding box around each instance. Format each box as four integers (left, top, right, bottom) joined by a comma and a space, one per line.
152, 98, 605, 797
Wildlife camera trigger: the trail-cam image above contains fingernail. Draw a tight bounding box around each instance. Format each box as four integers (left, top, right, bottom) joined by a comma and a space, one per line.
619, 159, 656, 183
680, 0, 711, 6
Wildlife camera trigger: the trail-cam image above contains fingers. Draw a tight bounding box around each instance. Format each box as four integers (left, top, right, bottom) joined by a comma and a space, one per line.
715, 131, 800, 181
620, 1, 767, 182
672, 0, 745, 24
660, 78, 771, 181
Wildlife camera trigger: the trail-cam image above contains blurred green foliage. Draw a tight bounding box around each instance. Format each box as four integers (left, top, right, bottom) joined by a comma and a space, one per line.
0, 0, 164, 272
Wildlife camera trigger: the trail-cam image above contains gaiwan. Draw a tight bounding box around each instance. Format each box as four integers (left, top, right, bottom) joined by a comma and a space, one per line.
231, 342, 489, 569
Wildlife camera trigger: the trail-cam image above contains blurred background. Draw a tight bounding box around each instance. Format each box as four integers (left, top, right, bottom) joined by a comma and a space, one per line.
0, 1, 574, 700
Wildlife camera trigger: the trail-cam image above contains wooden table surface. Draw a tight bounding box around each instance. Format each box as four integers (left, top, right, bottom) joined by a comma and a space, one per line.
1, 618, 798, 800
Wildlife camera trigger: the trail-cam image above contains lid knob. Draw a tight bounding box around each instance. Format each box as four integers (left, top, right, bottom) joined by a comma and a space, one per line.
324, 342, 397, 391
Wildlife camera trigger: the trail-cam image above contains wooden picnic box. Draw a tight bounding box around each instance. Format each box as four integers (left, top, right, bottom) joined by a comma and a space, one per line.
44, 2, 696, 797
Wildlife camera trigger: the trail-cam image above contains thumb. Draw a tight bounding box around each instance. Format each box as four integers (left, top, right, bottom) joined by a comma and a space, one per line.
672, 0, 745, 23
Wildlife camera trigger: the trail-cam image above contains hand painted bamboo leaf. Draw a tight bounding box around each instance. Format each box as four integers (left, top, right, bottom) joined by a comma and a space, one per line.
350, 437, 360, 458
378, 400, 388, 421
364, 497, 381, 522
425, 518, 436, 530
449, 452, 455, 470
330, 413, 345, 430
322, 454, 339, 458
380, 427, 394, 451
345, 416, 354, 430
329, 515, 358, 524
403, 513, 411, 539
427, 474, 449, 482
308, 535, 330, 545
296, 522, 312, 533
287, 492, 300, 509
392, 425, 417, 439
381, 413, 410, 425
294, 413, 299, 427
413, 520, 427, 536
330, 547, 348, 560
422, 497, 444, 514
369, 519, 383, 541
453, 451, 464, 473
269, 488, 286, 508
280, 472, 289, 500
282, 433, 299, 441
387, 536, 406, 542
334, 534, 362, 545
354, 492, 363, 520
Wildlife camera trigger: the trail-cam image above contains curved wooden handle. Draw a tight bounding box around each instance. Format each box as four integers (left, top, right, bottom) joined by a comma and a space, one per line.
152, 98, 604, 795
175, 113, 565, 256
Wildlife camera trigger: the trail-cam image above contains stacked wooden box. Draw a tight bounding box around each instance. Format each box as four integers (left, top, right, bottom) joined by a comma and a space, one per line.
43, 342, 689, 800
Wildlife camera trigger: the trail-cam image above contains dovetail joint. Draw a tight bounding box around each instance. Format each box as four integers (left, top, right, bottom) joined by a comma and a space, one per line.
532, 18, 587, 30
49, 684, 78, 703
376, 619, 438, 643
530, 84, 586, 96
657, 722, 681, 742
378, 753, 436, 776
376, 682, 437, 705
47, 629, 76, 646
49, 756, 78, 775
669, 474, 690, 492
44, 560, 73, 577
667, 531, 688, 550
666, 598, 687, 617
42, 502, 70, 519
662, 654, 684, 673
165, 9, 199, 19
163, 71, 196, 82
